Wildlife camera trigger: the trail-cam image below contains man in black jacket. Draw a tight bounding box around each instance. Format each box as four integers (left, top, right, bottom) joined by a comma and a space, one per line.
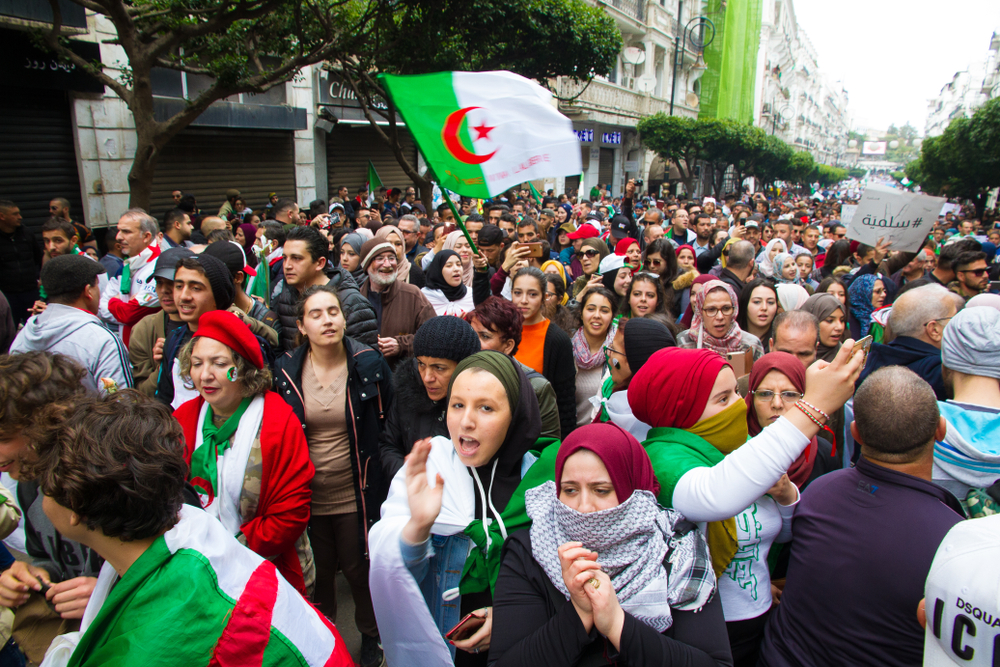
272, 226, 377, 350
377, 316, 482, 480
0, 200, 41, 325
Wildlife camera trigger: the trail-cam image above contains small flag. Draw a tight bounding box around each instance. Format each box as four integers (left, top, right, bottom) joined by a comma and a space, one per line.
528, 182, 542, 204
367, 161, 382, 206
381, 71, 582, 199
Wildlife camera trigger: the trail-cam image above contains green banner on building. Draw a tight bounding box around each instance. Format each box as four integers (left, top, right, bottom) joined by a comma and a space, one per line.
698, 0, 762, 122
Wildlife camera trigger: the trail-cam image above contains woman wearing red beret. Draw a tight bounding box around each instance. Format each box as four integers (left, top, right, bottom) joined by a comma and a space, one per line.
173, 309, 315, 596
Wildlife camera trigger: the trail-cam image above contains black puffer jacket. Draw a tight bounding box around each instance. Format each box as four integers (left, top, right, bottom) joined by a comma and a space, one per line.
273, 266, 378, 351
377, 356, 450, 480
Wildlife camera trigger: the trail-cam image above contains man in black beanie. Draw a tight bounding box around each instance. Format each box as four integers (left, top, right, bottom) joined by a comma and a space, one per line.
155, 254, 236, 408
599, 317, 676, 440
377, 316, 481, 479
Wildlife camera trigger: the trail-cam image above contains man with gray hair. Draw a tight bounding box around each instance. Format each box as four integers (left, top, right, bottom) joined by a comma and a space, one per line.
856, 283, 962, 400
771, 310, 819, 367
396, 214, 426, 261
932, 305, 1000, 505
99, 208, 162, 343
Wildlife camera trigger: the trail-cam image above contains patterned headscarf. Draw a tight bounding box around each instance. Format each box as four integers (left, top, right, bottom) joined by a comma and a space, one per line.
375, 225, 411, 284
690, 280, 744, 355
772, 252, 799, 284
443, 231, 474, 287
848, 273, 882, 337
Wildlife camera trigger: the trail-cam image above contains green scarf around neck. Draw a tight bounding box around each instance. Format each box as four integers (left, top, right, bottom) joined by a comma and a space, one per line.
459, 437, 559, 597
190, 398, 252, 502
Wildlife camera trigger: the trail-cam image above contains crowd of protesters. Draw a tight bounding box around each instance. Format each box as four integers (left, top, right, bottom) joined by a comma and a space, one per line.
0, 177, 998, 667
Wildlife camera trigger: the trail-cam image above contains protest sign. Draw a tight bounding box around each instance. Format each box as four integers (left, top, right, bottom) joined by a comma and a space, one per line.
845, 185, 944, 253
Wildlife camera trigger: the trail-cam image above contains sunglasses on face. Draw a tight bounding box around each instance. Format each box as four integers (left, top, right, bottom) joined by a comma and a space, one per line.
576, 249, 600, 258
959, 268, 988, 277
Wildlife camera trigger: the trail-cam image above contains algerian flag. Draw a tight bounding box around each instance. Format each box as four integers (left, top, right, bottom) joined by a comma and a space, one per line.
42, 506, 353, 667
381, 71, 582, 199
367, 160, 382, 206
528, 181, 543, 204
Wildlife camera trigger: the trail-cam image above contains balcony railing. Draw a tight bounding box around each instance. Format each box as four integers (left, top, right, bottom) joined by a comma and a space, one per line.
557, 76, 696, 120
606, 0, 644, 22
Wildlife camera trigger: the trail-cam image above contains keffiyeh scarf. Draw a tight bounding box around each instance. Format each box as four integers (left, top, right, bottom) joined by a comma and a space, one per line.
526, 481, 715, 633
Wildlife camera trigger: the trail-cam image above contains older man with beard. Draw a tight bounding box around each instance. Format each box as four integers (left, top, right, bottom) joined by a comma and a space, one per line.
358, 238, 435, 366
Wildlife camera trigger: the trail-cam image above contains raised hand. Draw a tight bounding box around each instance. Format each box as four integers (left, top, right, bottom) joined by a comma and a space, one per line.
401, 438, 443, 546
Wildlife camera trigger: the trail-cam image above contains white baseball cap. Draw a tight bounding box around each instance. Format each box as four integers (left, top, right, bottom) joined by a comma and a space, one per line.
923, 514, 1000, 666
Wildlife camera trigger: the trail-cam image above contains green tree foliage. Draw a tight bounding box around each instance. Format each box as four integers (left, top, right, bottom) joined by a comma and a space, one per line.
907, 98, 1000, 216
40, 0, 383, 210
638, 113, 844, 197
40, 0, 621, 210
335, 0, 622, 203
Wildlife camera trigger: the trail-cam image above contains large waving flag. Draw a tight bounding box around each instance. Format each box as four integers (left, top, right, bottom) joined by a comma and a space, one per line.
381, 71, 582, 199
42, 506, 352, 667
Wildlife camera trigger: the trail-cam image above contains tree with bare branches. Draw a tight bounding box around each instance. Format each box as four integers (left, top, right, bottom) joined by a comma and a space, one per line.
40, 0, 379, 210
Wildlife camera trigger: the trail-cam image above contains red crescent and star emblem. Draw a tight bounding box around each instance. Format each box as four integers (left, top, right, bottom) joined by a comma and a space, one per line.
442, 106, 498, 165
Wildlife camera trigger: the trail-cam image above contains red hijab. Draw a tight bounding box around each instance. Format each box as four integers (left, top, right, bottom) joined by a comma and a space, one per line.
629, 348, 730, 430
744, 351, 819, 489
615, 237, 639, 256
556, 423, 660, 500
681, 274, 718, 329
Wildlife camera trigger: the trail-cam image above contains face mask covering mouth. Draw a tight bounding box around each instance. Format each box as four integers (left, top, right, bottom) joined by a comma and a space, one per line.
685, 399, 749, 455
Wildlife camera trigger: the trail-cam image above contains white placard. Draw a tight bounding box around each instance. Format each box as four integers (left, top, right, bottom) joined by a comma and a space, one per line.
846, 185, 944, 253
624, 160, 639, 172
840, 204, 857, 226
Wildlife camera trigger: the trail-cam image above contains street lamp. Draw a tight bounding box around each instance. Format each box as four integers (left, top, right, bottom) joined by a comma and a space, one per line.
669, 3, 716, 116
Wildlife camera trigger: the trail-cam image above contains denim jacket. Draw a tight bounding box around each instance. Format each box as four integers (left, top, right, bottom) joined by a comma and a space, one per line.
398, 453, 538, 659
401, 533, 472, 659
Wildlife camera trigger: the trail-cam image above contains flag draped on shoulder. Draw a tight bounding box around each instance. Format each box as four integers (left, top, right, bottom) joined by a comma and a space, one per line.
381, 71, 582, 199
41, 506, 352, 667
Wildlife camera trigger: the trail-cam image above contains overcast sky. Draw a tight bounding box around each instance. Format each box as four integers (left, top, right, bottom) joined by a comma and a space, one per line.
792, 0, 999, 135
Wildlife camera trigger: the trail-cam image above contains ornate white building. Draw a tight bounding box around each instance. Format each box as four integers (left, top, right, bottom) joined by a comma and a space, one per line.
552, 0, 712, 197
926, 27, 1000, 138
752, 0, 851, 165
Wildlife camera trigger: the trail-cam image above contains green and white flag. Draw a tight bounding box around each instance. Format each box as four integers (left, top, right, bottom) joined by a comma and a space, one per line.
42, 506, 353, 667
381, 71, 582, 199
367, 160, 382, 205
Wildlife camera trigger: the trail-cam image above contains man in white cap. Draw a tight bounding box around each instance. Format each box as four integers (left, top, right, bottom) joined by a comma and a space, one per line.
932, 306, 1000, 507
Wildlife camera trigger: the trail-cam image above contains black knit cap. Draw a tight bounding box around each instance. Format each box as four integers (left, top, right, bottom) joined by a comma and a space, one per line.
193, 253, 235, 311
623, 318, 676, 373
41, 254, 106, 300
413, 316, 481, 362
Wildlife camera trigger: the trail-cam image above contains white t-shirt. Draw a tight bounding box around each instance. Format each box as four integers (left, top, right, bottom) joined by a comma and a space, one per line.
718, 495, 794, 622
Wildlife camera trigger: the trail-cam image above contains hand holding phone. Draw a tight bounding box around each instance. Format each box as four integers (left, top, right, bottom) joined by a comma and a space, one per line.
446, 611, 486, 641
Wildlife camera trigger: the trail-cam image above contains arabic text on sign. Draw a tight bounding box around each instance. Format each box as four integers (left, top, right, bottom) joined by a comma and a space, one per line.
24, 58, 76, 73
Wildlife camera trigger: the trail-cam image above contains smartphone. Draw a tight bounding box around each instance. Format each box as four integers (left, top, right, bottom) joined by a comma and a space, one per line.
852, 335, 873, 359
524, 242, 544, 259
445, 611, 486, 641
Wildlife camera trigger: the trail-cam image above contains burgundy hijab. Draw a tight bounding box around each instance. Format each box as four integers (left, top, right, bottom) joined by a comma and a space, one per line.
744, 351, 820, 489
555, 423, 660, 500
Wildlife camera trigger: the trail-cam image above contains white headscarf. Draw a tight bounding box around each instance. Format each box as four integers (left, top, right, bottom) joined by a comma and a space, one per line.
756, 238, 788, 278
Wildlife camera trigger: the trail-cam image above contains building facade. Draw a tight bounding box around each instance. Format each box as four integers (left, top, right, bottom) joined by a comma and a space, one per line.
752, 0, 851, 165
553, 0, 711, 198
925, 27, 999, 138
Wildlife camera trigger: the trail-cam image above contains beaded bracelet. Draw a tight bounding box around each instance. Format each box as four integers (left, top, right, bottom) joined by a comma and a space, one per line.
798, 399, 830, 422
794, 401, 825, 427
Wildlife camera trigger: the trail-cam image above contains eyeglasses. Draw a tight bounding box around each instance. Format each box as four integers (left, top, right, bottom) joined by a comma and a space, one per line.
603, 344, 624, 357
545, 292, 558, 300
924, 316, 953, 327
959, 268, 988, 277
576, 250, 600, 258
702, 305, 735, 318
752, 390, 803, 403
